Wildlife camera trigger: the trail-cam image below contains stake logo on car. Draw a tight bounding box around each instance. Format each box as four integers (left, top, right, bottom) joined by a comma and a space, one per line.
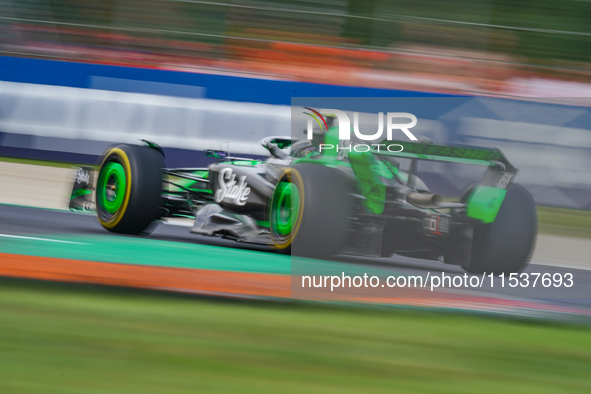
214, 168, 251, 206
75, 167, 90, 184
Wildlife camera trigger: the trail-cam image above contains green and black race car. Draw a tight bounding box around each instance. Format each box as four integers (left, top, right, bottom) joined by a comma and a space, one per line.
70, 127, 537, 274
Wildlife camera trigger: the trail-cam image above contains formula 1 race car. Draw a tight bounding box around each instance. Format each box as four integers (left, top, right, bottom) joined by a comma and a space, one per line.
69, 130, 537, 274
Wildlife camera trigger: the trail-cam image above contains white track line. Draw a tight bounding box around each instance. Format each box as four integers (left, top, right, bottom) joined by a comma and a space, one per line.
530, 261, 591, 272
0, 234, 86, 244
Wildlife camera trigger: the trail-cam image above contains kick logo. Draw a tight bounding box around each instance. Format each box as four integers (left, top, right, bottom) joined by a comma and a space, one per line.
215, 168, 251, 206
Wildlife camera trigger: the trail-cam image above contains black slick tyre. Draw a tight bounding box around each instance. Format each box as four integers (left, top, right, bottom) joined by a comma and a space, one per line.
464, 183, 537, 274
270, 164, 353, 258
95, 144, 164, 234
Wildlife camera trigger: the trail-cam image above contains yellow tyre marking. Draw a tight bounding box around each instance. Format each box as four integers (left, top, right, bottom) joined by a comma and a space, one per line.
98, 148, 132, 229
271, 168, 305, 249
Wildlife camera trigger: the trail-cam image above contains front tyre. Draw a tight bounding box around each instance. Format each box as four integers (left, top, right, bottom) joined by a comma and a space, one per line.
96, 144, 164, 234
464, 183, 537, 274
270, 164, 353, 258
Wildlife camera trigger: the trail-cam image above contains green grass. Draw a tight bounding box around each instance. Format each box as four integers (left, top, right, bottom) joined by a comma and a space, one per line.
0, 279, 590, 394
537, 206, 591, 239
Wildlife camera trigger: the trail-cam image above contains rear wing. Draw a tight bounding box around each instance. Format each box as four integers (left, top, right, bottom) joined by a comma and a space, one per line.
374, 140, 516, 173
374, 140, 518, 195
373, 140, 519, 223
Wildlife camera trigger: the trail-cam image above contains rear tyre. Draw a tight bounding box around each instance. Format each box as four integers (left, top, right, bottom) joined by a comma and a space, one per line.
96, 144, 164, 234
464, 183, 537, 274
270, 164, 353, 258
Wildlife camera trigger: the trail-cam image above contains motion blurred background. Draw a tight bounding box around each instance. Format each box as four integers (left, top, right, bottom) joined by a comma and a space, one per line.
1, 0, 591, 96
1, 2, 591, 393
1, 0, 591, 210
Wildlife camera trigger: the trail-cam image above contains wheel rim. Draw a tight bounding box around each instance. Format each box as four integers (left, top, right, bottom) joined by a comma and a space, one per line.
98, 162, 126, 215
272, 181, 300, 237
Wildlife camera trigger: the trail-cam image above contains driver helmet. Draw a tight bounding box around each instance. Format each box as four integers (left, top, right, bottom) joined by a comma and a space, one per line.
290, 140, 317, 157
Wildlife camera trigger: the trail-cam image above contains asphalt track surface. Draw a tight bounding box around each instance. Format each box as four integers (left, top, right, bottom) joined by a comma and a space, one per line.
1, 204, 590, 315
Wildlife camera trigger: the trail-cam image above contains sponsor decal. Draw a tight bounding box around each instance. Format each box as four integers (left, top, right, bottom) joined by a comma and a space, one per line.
75, 167, 90, 185
214, 168, 251, 206
495, 171, 513, 188
423, 216, 449, 235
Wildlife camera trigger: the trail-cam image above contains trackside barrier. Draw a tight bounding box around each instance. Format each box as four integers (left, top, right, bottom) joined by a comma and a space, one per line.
0, 58, 590, 209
